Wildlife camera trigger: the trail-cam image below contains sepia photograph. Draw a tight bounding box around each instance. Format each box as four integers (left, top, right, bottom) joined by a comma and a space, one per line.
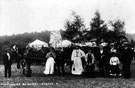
0, 0, 135, 87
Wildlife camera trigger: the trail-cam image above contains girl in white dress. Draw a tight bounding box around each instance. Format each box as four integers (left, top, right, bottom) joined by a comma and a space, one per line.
109, 50, 121, 77
43, 49, 56, 75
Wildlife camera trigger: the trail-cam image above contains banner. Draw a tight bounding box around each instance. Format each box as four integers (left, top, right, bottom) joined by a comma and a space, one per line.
49, 31, 62, 48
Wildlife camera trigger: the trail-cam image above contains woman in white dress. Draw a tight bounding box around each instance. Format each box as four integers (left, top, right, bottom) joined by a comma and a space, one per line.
71, 46, 85, 75
43, 49, 56, 75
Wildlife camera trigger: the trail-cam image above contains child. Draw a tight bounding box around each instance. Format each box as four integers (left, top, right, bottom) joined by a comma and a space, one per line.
109, 50, 121, 77
85, 49, 95, 78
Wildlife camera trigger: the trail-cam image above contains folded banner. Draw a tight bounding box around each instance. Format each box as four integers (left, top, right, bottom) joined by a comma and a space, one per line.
49, 31, 62, 48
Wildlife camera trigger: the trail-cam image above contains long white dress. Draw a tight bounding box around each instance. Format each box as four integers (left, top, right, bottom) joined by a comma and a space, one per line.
71, 49, 85, 75
43, 52, 55, 75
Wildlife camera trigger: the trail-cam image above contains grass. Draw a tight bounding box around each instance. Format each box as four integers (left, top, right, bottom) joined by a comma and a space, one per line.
0, 64, 135, 88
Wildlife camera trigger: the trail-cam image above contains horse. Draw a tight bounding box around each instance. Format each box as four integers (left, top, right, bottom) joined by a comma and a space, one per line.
11, 46, 26, 69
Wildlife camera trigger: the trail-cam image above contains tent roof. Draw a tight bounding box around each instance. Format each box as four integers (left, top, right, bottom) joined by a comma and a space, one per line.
90, 38, 97, 42
29, 39, 48, 47
57, 40, 72, 47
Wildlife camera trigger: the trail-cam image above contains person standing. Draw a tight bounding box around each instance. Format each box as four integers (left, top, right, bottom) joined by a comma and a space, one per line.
43, 48, 56, 75
55, 48, 65, 76
71, 46, 85, 75
3, 48, 12, 78
85, 49, 95, 77
109, 51, 121, 77
99, 45, 108, 77
121, 43, 134, 78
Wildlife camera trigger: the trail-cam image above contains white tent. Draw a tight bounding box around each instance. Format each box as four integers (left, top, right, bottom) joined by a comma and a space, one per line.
100, 42, 108, 47
62, 40, 72, 47
85, 42, 93, 47
85, 42, 97, 47
57, 40, 72, 47
74, 43, 86, 47
29, 39, 48, 49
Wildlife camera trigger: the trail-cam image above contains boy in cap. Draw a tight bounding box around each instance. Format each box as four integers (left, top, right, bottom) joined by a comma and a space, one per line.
85, 49, 95, 77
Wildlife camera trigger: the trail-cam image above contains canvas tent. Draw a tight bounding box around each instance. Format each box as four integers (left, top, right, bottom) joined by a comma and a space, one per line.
90, 38, 97, 42
100, 42, 108, 47
57, 40, 72, 47
62, 40, 72, 47
29, 39, 48, 49
85, 42, 97, 47
85, 42, 93, 47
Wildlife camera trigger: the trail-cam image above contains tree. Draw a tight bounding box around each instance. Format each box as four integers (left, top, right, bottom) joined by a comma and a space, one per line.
110, 19, 126, 36
109, 19, 126, 43
63, 11, 85, 42
89, 11, 108, 42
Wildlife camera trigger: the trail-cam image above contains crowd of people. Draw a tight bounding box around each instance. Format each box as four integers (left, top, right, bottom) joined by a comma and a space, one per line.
3, 40, 135, 79
42, 41, 135, 79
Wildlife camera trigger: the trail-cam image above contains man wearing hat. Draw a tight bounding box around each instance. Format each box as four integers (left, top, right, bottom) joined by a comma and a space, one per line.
55, 47, 65, 76
121, 42, 134, 78
98, 45, 109, 77
3, 48, 12, 78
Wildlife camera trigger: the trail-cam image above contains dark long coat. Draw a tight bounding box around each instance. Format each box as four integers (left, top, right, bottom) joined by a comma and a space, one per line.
3, 53, 12, 66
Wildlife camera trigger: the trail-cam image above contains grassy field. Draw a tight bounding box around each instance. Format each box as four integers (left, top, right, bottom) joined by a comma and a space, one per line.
0, 64, 135, 88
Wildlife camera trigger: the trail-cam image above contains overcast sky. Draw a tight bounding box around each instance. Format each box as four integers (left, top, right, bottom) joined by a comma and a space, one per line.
0, 0, 135, 36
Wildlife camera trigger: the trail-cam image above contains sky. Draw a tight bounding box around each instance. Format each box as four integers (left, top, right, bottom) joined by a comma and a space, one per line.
0, 0, 135, 36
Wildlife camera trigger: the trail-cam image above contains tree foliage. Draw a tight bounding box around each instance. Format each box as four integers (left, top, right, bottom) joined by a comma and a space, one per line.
110, 19, 125, 36
107, 19, 126, 43
63, 11, 128, 44
63, 12, 85, 42
89, 11, 108, 41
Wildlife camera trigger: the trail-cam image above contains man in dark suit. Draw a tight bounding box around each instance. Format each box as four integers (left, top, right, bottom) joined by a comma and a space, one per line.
55, 48, 65, 76
3, 48, 12, 78
121, 43, 134, 78
98, 45, 110, 77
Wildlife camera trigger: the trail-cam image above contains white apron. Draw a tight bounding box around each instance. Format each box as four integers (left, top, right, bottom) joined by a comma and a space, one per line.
71, 49, 85, 75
